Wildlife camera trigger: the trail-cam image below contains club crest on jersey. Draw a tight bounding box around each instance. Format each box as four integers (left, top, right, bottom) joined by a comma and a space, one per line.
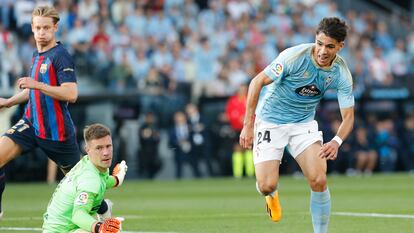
325, 76, 333, 86
295, 84, 321, 97
40, 64, 48, 74
271, 63, 283, 77
75, 192, 88, 205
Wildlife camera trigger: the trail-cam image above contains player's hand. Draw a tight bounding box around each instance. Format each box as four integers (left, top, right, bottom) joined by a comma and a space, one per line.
239, 124, 254, 149
17, 77, 40, 90
94, 218, 122, 233
317, 140, 339, 160
112, 160, 128, 187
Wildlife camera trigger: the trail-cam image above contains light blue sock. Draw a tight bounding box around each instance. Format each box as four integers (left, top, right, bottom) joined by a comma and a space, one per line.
310, 188, 331, 233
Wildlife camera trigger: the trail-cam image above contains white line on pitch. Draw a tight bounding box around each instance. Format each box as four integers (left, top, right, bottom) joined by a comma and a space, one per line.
333, 212, 414, 219
0, 227, 42, 231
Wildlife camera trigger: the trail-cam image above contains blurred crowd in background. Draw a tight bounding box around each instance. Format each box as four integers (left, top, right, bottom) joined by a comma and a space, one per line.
0, 0, 414, 181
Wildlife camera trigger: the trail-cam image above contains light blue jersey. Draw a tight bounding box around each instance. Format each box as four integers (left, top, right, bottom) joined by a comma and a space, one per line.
257, 43, 354, 124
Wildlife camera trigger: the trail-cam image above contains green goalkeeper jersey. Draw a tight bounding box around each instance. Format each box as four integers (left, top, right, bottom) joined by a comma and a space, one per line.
42, 156, 116, 233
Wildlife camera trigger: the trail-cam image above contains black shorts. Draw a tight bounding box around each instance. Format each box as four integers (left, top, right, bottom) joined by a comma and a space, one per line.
4, 118, 80, 173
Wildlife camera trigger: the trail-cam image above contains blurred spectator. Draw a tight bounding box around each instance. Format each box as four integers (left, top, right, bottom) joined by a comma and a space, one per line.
14, 0, 36, 38
374, 21, 394, 53
353, 127, 378, 175
376, 118, 399, 172
169, 111, 201, 179
401, 113, 414, 173
1, 35, 23, 90
387, 39, 409, 77
225, 83, 254, 178
210, 112, 238, 176
192, 36, 219, 102
368, 46, 393, 86
78, 0, 98, 21
0, 0, 14, 29
185, 103, 214, 176
138, 112, 162, 179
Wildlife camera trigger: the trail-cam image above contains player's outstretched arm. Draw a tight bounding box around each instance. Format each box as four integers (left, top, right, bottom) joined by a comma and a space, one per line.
109, 160, 128, 188
0, 89, 29, 109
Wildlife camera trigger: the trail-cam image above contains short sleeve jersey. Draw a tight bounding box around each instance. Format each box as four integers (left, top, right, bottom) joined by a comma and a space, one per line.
257, 43, 354, 124
24, 42, 77, 141
42, 156, 110, 233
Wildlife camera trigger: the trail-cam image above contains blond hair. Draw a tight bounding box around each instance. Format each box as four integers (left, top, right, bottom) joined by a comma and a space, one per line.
32, 6, 60, 24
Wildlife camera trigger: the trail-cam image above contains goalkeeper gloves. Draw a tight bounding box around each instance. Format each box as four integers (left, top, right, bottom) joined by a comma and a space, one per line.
113, 160, 128, 187
93, 218, 121, 233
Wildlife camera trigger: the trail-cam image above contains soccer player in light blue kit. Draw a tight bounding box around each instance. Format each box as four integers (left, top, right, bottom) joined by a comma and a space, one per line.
240, 17, 354, 233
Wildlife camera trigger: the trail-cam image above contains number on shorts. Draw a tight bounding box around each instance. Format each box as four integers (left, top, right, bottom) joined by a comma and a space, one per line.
257, 130, 271, 144
11, 120, 30, 132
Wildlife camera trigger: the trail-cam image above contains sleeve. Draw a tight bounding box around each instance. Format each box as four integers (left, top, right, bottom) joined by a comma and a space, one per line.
105, 175, 117, 189
337, 65, 355, 109
71, 191, 98, 231
263, 49, 291, 84
78, 171, 101, 193
53, 50, 77, 84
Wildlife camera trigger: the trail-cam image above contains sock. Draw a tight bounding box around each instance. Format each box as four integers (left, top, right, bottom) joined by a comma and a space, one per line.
232, 151, 243, 178
310, 188, 331, 233
0, 168, 5, 213
244, 150, 255, 177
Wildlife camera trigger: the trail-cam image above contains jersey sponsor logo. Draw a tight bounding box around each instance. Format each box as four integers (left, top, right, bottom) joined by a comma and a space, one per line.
270, 63, 283, 77
295, 84, 321, 97
40, 63, 48, 74
75, 192, 89, 205
63, 68, 74, 72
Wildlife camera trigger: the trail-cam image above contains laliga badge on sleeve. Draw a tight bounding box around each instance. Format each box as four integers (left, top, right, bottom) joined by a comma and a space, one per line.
75, 192, 89, 205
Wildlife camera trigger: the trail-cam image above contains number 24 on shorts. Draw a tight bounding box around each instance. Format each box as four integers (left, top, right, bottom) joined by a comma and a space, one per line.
257, 130, 271, 144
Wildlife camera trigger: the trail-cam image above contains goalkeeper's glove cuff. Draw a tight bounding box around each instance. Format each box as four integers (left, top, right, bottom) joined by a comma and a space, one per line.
94, 222, 102, 233
112, 160, 127, 187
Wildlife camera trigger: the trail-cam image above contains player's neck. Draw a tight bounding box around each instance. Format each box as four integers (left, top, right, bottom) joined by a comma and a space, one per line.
37, 39, 58, 53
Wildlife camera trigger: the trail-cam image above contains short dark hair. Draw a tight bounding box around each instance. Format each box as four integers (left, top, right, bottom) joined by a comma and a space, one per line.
316, 17, 348, 42
83, 123, 111, 142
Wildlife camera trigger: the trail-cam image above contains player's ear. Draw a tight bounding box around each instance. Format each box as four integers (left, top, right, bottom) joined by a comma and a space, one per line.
53, 23, 58, 33
338, 41, 345, 51
84, 143, 89, 153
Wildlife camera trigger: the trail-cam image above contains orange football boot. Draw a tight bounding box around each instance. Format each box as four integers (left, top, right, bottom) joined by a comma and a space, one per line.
265, 192, 282, 222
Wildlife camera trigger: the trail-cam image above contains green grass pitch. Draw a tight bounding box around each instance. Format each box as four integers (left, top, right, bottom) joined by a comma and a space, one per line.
1, 174, 413, 233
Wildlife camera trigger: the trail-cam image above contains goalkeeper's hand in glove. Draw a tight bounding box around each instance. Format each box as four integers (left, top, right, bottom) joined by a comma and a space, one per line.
93, 218, 121, 233
113, 160, 128, 187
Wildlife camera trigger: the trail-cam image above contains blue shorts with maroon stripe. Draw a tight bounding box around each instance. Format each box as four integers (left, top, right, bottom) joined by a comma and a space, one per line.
3, 118, 80, 173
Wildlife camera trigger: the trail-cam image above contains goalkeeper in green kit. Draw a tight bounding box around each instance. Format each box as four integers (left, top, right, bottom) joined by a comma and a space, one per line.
43, 123, 128, 233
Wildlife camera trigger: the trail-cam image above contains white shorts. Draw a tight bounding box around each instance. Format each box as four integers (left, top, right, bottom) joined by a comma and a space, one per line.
253, 118, 323, 165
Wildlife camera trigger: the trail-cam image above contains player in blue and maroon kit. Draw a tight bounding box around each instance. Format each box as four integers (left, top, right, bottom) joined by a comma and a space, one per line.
0, 6, 80, 218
